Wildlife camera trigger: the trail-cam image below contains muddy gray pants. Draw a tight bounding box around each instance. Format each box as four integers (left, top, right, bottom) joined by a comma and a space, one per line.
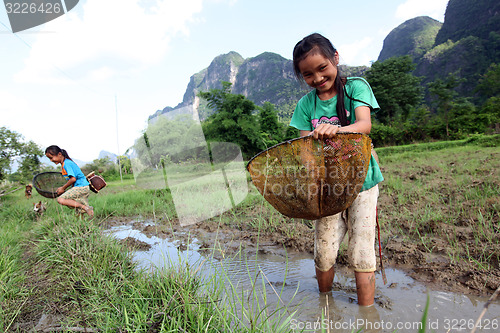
314, 184, 379, 273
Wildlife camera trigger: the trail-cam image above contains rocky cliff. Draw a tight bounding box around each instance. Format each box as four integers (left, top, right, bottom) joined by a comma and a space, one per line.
378, 0, 500, 99
149, 52, 368, 122
435, 0, 500, 45
378, 16, 442, 62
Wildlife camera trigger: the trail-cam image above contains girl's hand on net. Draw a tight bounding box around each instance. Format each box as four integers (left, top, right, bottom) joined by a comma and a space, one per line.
56, 187, 64, 195
312, 123, 340, 140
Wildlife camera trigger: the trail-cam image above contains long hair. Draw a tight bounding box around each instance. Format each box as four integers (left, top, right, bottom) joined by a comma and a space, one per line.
45, 145, 72, 161
292, 33, 349, 126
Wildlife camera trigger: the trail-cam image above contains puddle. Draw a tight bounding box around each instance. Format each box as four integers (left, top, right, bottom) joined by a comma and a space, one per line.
105, 222, 500, 332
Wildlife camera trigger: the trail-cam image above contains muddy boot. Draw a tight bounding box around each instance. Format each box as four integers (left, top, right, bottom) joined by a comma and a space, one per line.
316, 266, 335, 293
355, 271, 375, 306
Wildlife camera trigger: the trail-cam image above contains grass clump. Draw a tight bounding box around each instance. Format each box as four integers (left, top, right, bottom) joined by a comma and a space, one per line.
0, 194, 35, 331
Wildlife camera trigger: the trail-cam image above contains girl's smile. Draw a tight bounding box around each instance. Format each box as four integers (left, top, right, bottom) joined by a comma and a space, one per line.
298, 51, 339, 100
45, 152, 64, 165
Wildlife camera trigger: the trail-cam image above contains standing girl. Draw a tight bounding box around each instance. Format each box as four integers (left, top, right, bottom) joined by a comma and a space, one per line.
290, 33, 384, 306
45, 145, 94, 217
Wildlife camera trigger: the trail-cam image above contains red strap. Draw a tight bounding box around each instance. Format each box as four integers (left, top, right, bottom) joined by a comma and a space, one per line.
376, 206, 387, 285
61, 160, 67, 176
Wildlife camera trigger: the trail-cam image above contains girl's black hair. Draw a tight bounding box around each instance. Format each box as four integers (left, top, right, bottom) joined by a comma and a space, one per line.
45, 145, 72, 161
292, 33, 349, 126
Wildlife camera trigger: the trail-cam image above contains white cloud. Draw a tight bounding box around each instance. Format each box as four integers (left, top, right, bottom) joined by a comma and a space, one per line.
0, 90, 56, 148
0, 91, 30, 119
395, 0, 448, 22
337, 37, 373, 66
15, 0, 204, 84
0, 87, 129, 161
88, 67, 115, 81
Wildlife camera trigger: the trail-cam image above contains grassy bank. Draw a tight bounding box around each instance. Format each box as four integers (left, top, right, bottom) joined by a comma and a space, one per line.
0, 190, 296, 331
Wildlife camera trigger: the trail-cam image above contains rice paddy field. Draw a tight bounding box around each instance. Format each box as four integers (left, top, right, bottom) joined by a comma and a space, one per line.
0, 134, 498, 332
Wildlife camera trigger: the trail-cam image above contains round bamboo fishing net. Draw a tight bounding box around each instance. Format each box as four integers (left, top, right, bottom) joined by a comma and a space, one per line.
246, 133, 372, 220
33, 172, 67, 198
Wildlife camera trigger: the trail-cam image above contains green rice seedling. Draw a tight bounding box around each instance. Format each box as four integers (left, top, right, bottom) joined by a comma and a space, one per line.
444, 231, 460, 265
465, 244, 492, 271
478, 248, 498, 271
418, 293, 431, 333
183, 210, 302, 332
415, 229, 435, 254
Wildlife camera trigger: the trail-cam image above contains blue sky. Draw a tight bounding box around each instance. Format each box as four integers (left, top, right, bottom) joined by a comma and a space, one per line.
1, 0, 448, 162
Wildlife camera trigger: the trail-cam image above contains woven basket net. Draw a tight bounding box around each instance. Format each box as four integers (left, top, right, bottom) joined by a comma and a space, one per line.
33, 172, 67, 198
246, 133, 372, 220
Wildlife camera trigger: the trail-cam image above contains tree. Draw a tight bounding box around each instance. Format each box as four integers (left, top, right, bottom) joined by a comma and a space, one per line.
448, 98, 480, 135
428, 74, 462, 137
479, 96, 500, 132
258, 102, 284, 147
199, 82, 263, 159
365, 56, 423, 123
476, 63, 500, 131
0, 127, 43, 181
17, 141, 43, 182
133, 115, 206, 167
476, 63, 500, 97
81, 157, 116, 178
283, 126, 300, 140
117, 155, 132, 174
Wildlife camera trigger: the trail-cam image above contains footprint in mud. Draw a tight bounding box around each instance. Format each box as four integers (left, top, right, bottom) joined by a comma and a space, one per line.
269, 281, 290, 287
345, 292, 393, 310
333, 281, 357, 293
375, 295, 393, 309
267, 280, 300, 288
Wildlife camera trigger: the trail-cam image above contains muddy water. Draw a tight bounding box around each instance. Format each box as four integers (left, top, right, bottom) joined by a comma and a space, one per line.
106, 222, 500, 332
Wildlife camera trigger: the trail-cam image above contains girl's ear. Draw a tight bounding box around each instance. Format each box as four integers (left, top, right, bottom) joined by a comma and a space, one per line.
334, 51, 340, 66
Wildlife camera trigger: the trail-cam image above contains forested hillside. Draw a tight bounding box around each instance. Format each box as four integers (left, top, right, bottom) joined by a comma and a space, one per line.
412, 0, 500, 98
377, 16, 442, 62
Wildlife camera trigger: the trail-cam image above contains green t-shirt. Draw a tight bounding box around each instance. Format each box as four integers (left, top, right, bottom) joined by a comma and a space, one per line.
290, 77, 384, 191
